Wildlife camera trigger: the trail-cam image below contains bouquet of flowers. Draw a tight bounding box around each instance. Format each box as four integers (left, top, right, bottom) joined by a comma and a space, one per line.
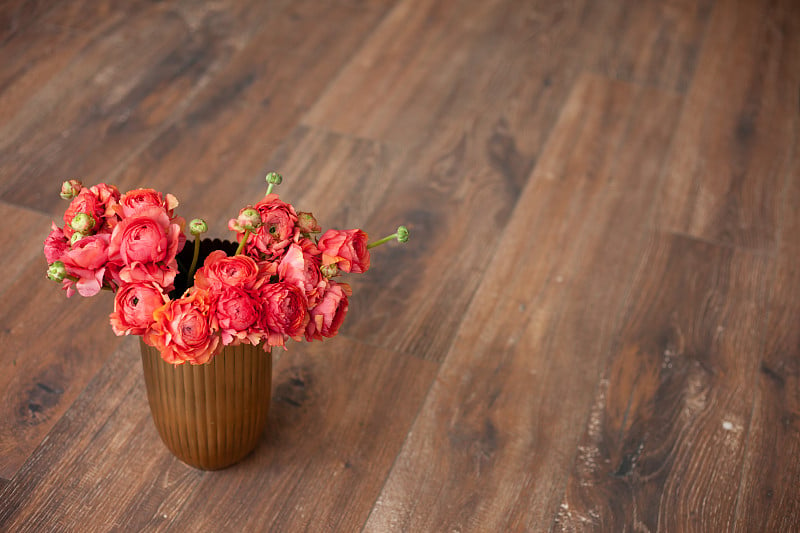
43, 173, 408, 365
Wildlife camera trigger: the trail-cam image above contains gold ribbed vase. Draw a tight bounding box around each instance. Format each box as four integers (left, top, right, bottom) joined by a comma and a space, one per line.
139, 339, 272, 470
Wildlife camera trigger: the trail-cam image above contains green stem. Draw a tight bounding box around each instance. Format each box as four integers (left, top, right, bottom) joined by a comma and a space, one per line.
367, 234, 396, 249
187, 236, 201, 280
266, 183, 275, 196
367, 226, 409, 249
235, 229, 251, 256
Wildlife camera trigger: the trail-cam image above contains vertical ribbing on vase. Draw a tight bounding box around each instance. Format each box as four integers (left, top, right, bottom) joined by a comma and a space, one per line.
140, 340, 272, 470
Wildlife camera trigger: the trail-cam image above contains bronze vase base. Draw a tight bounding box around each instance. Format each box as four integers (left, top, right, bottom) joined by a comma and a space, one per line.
139, 339, 272, 470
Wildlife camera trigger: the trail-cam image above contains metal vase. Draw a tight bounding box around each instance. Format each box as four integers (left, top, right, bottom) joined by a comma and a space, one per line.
139, 339, 272, 470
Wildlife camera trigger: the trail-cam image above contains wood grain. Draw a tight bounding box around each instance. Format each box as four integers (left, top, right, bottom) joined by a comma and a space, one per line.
0, 0, 294, 216
0, 0, 51, 42
655, 0, 800, 251
2, 0, 800, 529
557, 233, 771, 531
0, 338, 206, 531
0, 336, 437, 531
585, 0, 714, 91
733, 135, 800, 530
364, 74, 682, 531
0, 201, 120, 479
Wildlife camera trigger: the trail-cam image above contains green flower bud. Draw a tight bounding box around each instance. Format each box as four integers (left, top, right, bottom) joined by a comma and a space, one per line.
237, 207, 262, 231
189, 218, 208, 236
265, 172, 283, 186
70, 232, 85, 245
70, 212, 95, 234
47, 261, 67, 282
320, 263, 339, 278
60, 179, 82, 200
396, 226, 409, 243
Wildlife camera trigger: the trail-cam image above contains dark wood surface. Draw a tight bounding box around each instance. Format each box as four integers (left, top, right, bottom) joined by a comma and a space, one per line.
0, 0, 798, 531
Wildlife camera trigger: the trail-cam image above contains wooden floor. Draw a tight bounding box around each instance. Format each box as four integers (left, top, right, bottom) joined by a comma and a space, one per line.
1, 0, 798, 530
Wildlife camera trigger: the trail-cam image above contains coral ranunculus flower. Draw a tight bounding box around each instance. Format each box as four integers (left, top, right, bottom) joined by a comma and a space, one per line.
108, 206, 183, 289
260, 282, 308, 348
116, 188, 179, 218
145, 288, 220, 365
317, 229, 370, 274
44, 222, 69, 264
213, 286, 263, 345
61, 233, 111, 297
63, 189, 105, 238
109, 281, 168, 335
194, 250, 261, 291
305, 281, 351, 341
277, 241, 325, 307
231, 194, 298, 259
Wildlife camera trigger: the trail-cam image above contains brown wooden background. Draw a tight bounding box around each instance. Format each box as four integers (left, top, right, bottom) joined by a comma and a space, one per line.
1, 0, 799, 530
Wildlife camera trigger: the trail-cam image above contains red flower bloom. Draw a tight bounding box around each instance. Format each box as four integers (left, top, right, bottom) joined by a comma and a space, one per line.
108, 206, 183, 289
318, 229, 370, 274
61, 233, 111, 297
305, 281, 350, 341
43, 222, 69, 264
259, 281, 308, 348
109, 281, 168, 335
194, 250, 261, 291
145, 288, 220, 365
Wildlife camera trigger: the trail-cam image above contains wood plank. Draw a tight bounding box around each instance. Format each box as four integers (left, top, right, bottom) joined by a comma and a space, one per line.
655, 0, 800, 251
0, 0, 393, 480
107, 0, 393, 224
0, 338, 206, 530
161, 339, 436, 532
733, 140, 800, 529
587, 0, 714, 91
556, 234, 771, 531
304, 0, 709, 145
304, 0, 584, 150
0, 0, 52, 43
0, 201, 118, 479
0, 337, 437, 531
363, 74, 683, 531
0, 0, 289, 216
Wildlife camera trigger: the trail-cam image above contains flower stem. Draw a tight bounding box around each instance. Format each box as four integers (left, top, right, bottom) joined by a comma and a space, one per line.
235, 229, 251, 256
367, 225, 409, 249
187, 236, 201, 280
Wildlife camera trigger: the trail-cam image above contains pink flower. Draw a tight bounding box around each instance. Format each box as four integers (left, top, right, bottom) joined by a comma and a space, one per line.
305, 281, 350, 341
230, 194, 298, 259
115, 188, 179, 218
145, 288, 220, 365
213, 286, 263, 345
108, 206, 183, 289
317, 229, 370, 274
109, 282, 168, 335
194, 250, 261, 291
259, 282, 308, 348
277, 240, 325, 306
61, 233, 111, 297
63, 189, 105, 238
43, 222, 69, 264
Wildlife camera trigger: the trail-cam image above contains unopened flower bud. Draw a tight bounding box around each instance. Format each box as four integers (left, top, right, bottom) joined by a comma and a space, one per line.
237, 207, 262, 231
60, 179, 82, 200
189, 218, 208, 236
70, 232, 85, 245
47, 261, 67, 282
297, 212, 321, 234
320, 263, 339, 278
396, 225, 409, 243
70, 212, 95, 234
265, 172, 283, 186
